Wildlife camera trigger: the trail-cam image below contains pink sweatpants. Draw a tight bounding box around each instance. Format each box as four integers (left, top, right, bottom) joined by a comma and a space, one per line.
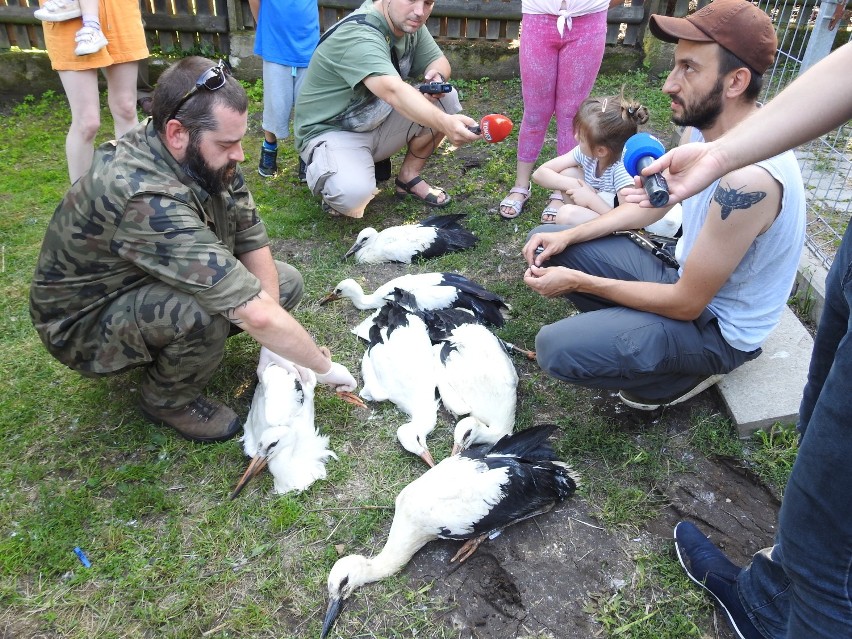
517, 11, 607, 163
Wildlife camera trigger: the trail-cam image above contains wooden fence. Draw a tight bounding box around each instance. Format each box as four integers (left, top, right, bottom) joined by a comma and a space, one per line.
1, 0, 655, 55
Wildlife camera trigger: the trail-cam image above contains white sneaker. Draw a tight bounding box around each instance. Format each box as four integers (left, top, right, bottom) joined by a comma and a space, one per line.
74, 26, 108, 56
34, 0, 82, 22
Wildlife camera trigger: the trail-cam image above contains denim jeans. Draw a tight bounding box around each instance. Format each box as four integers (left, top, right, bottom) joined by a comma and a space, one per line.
737, 222, 852, 638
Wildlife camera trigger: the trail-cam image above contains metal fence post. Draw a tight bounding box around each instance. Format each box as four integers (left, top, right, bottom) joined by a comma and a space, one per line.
801, 0, 842, 72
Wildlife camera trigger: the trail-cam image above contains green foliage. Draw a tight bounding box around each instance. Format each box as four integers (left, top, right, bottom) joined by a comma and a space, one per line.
749, 423, 799, 492
0, 71, 794, 639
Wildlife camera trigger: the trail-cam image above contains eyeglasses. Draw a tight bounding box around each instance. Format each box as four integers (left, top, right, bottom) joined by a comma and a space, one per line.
167, 59, 232, 123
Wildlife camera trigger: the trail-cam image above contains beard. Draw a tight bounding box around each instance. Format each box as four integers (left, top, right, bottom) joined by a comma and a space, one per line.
181, 136, 237, 194
671, 76, 725, 130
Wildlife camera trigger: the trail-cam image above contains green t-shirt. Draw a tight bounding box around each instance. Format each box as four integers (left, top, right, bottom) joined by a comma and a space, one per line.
294, 1, 444, 151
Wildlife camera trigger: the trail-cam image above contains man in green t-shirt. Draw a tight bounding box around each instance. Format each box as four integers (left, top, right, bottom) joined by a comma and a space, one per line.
294, 0, 481, 218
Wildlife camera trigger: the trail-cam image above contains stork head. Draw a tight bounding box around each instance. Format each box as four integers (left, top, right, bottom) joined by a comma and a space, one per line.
319, 278, 361, 305
343, 228, 378, 259
452, 416, 487, 455
396, 422, 436, 467
229, 426, 295, 499
321, 554, 370, 638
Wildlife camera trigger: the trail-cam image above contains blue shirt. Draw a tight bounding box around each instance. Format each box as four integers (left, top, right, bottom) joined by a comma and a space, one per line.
254, 0, 320, 67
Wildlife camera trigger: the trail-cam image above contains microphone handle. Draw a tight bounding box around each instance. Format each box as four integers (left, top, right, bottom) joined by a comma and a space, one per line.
468, 124, 481, 135
636, 156, 670, 208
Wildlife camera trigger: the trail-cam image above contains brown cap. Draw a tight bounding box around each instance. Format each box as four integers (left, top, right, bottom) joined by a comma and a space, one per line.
649, 0, 777, 74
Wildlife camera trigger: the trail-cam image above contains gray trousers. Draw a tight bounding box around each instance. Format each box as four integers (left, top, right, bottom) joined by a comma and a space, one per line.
531, 227, 759, 401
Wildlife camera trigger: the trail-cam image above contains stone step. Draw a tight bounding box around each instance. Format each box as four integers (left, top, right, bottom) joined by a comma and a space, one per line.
717, 305, 813, 438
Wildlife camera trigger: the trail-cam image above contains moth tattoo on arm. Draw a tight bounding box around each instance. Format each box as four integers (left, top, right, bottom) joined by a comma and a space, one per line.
713, 185, 767, 220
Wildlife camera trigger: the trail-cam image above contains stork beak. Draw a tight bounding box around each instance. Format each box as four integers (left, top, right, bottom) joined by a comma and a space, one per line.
320, 596, 344, 639
343, 240, 364, 259
319, 291, 341, 306
420, 447, 436, 468
451, 442, 461, 456
229, 454, 269, 500
336, 391, 367, 409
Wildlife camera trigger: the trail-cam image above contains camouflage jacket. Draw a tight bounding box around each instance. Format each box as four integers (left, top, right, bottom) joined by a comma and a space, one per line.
30, 119, 269, 373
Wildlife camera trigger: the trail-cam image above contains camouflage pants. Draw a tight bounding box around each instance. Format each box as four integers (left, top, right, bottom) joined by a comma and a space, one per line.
84, 261, 303, 409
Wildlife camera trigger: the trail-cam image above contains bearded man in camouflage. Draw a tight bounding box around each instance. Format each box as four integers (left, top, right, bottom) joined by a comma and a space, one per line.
30, 56, 357, 443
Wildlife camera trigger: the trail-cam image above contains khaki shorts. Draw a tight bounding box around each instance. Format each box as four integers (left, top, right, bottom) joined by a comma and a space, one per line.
42, 0, 149, 71
301, 89, 463, 218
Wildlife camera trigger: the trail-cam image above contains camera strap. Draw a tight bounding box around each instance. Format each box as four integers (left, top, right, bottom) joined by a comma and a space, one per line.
318, 13, 401, 75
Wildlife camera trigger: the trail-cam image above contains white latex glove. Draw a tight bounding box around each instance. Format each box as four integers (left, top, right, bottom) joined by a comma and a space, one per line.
315, 361, 357, 392
257, 346, 300, 380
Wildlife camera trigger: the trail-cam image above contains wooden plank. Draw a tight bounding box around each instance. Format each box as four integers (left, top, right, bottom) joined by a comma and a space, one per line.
173, 0, 197, 51
446, 16, 462, 38
622, 0, 645, 45
0, 24, 11, 48
506, 18, 520, 39
151, 0, 176, 51
486, 17, 501, 39
608, 5, 645, 24
605, 21, 621, 45
138, 13, 227, 33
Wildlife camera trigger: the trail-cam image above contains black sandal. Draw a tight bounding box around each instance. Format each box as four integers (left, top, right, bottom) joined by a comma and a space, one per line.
394, 176, 451, 208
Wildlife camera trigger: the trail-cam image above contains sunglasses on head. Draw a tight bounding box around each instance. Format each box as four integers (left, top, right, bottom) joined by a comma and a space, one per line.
168, 59, 232, 123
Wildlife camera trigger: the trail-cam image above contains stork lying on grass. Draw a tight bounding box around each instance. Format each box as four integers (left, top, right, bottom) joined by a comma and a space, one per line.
231, 349, 364, 498
359, 299, 439, 467
425, 307, 519, 454
343, 214, 478, 264
320, 424, 578, 638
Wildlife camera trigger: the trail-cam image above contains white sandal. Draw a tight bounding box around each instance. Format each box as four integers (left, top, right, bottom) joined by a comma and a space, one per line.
540, 192, 564, 223
499, 183, 531, 220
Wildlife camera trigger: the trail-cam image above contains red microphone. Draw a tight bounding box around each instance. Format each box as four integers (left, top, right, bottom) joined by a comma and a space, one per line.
468, 114, 513, 143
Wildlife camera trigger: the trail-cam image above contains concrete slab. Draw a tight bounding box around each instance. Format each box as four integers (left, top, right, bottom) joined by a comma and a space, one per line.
717, 306, 813, 438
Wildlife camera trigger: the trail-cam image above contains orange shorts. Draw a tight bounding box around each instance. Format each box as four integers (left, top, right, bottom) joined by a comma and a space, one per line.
41, 0, 149, 71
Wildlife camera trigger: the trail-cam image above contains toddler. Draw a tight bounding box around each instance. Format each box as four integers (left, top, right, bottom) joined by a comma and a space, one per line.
35, 0, 107, 56
533, 92, 648, 226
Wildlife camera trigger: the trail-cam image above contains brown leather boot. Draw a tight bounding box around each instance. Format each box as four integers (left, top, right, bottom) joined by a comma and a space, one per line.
140, 395, 241, 443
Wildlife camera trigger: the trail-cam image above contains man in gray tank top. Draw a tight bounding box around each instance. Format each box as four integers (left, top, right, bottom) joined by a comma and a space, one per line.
521, 0, 805, 411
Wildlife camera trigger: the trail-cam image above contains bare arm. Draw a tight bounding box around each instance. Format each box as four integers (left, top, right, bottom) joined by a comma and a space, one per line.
248, 0, 259, 22
522, 200, 670, 266
238, 245, 279, 300
362, 73, 480, 147
524, 164, 781, 319
531, 153, 581, 191
630, 42, 852, 205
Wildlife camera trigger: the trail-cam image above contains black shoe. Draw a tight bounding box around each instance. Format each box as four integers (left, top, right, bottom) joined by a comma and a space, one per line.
674, 522, 764, 639
618, 374, 725, 411
140, 395, 241, 443
258, 145, 278, 178
298, 157, 307, 182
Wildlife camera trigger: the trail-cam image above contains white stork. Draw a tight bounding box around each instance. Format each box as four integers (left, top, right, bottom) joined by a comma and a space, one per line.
320, 271, 510, 328
320, 424, 578, 638
359, 298, 439, 467
425, 308, 519, 454
343, 214, 478, 264
231, 351, 364, 498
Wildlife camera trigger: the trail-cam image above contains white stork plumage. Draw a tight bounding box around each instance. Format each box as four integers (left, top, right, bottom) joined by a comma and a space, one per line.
320, 424, 578, 638
343, 214, 478, 264
359, 298, 439, 467
320, 272, 510, 328
425, 307, 519, 454
231, 361, 337, 497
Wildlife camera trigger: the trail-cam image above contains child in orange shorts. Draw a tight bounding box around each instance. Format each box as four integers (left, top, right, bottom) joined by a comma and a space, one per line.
35, 0, 107, 56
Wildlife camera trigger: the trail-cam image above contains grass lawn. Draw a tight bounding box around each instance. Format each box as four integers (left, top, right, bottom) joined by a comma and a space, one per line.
0, 72, 799, 638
